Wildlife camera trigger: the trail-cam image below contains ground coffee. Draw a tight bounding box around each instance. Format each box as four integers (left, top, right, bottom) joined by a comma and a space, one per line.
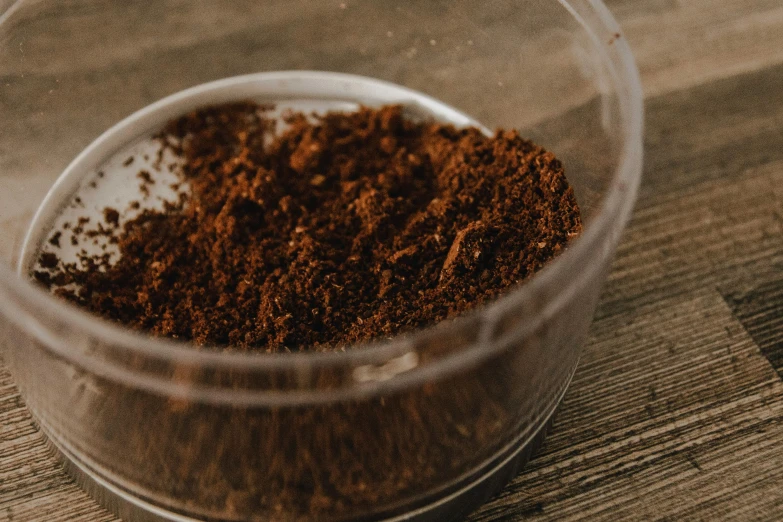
35, 103, 581, 351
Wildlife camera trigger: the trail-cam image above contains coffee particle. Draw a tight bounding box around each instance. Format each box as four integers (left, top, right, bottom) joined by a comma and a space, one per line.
103, 208, 120, 227
137, 169, 154, 185
48, 231, 61, 248
39, 252, 59, 269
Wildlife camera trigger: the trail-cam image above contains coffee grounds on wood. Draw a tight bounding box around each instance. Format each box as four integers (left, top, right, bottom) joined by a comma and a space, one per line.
35, 103, 581, 351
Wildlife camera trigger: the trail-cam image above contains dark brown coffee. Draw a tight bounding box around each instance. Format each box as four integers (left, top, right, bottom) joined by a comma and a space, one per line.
35, 103, 581, 352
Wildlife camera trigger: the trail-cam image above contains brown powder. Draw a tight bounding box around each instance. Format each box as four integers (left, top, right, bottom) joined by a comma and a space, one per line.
35, 103, 580, 352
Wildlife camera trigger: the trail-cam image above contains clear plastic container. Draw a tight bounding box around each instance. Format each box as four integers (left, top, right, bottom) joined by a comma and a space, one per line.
0, 1, 643, 521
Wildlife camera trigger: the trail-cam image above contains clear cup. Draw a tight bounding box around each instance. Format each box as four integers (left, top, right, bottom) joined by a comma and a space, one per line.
0, 1, 643, 521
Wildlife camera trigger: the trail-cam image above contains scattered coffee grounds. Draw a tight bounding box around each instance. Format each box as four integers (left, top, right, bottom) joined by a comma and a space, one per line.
35, 103, 581, 352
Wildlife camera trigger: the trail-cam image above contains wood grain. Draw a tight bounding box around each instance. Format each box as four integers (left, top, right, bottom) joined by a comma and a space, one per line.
2, 0, 783, 521
470, 291, 783, 521
605, 0, 783, 97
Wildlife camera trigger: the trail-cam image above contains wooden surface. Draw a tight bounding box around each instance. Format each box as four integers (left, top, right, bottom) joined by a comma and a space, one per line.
2, 0, 783, 520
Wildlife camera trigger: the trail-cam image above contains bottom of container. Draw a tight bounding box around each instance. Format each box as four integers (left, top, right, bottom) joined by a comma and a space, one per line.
35, 389, 561, 522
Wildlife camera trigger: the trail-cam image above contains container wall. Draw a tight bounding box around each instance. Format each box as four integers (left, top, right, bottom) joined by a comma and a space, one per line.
2, 255, 608, 520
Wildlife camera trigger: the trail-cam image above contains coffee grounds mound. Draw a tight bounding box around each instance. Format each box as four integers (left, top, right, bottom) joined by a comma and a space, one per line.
35, 103, 581, 352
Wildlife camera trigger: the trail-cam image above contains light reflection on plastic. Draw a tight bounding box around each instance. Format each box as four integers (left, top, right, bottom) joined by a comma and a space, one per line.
352, 351, 419, 383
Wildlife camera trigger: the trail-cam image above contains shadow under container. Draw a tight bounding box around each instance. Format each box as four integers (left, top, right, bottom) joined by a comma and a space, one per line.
0, 0, 643, 520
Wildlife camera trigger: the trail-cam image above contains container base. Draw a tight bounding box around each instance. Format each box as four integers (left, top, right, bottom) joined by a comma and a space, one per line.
37, 393, 561, 522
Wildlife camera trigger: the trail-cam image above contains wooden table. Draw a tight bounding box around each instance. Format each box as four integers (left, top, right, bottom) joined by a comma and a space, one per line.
2, 0, 783, 520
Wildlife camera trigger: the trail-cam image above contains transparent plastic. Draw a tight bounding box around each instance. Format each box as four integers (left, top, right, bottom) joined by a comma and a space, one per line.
0, 1, 643, 521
